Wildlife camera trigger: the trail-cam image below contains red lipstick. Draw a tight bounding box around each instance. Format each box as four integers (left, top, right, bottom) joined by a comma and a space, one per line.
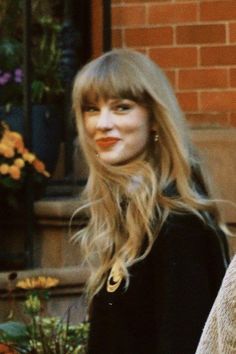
96, 137, 120, 147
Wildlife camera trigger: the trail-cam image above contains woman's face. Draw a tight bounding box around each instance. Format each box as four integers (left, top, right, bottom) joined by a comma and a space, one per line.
82, 97, 152, 165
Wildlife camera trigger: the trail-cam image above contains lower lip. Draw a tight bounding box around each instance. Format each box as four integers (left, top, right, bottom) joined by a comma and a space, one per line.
96, 140, 119, 148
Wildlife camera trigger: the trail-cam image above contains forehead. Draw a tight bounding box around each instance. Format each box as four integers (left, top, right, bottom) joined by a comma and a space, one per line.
77, 61, 149, 106
80, 82, 143, 102
79, 82, 152, 109
82, 92, 130, 105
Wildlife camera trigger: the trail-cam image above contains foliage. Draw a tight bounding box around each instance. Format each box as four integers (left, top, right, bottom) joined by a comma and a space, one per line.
0, 121, 50, 210
0, 0, 64, 108
0, 276, 89, 354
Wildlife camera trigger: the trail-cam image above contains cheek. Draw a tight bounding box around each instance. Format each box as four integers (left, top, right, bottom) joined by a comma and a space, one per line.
123, 125, 150, 157
84, 119, 95, 136
136, 129, 150, 149
127, 121, 150, 142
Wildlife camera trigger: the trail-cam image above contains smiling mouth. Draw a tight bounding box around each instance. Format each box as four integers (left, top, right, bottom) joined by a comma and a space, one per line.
96, 138, 120, 147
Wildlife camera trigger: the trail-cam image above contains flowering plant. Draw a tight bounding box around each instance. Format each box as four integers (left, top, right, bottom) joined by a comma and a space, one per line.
0, 121, 50, 210
0, 37, 23, 109
0, 1, 64, 110
0, 276, 89, 354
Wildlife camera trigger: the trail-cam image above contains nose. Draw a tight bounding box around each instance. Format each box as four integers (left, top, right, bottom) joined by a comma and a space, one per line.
96, 107, 113, 130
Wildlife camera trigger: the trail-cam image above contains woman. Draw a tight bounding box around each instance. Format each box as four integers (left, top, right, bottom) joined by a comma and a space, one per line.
72, 49, 229, 354
196, 254, 236, 354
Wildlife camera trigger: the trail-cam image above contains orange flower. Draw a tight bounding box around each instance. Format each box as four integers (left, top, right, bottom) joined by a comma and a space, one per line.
0, 164, 9, 175
43, 170, 50, 177
14, 158, 25, 169
16, 276, 59, 289
9, 165, 21, 180
4, 130, 23, 145
0, 144, 5, 154
0, 122, 50, 183
0, 143, 15, 158
22, 152, 35, 163
3, 146, 15, 158
32, 159, 50, 177
8, 131, 23, 141
1, 137, 12, 148
6, 131, 25, 154
22, 147, 28, 154
0, 343, 19, 354
33, 159, 46, 173
15, 140, 25, 154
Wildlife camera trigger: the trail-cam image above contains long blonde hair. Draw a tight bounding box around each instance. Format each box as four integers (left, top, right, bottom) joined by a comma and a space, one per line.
72, 48, 223, 301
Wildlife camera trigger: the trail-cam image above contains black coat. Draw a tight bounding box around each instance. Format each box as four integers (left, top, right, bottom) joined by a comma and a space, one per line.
87, 213, 229, 354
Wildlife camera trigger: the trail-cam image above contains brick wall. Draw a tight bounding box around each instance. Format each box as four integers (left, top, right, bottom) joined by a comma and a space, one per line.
111, 0, 236, 127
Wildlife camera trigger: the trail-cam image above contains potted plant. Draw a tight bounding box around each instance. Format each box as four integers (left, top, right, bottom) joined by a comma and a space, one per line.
0, 121, 50, 215
0, 276, 89, 353
0, 0, 64, 173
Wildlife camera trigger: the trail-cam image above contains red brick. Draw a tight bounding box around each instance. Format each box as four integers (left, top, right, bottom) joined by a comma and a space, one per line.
176, 92, 198, 112
176, 24, 226, 44
91, 0, 103, 58
200, 91, 236, 111
124, 0, 165, 2
201, 46, 236, 66
112, 5, 146, 27
124, 27, 173, 47
230, 23, 236, 43
186, 113, 231, 128
112, 29, 122, 47
179, 69, 228, 90
165, 70, 177, 89
148, 3, 197, 24
230, 69, 236, 87
150, 47, 197, 68
200, 1, 236, 21
230, 112, 236, 127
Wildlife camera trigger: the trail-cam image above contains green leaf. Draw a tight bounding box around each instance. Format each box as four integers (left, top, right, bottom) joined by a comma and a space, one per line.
31, 80, 45, 104
0, 321, 28, 341
0, 38, 22, 69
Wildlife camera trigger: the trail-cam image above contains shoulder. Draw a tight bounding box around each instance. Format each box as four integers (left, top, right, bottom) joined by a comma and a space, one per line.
159, 212, 227, 247
220, 254, 236, 301
216, 255, 236, 327
196, 255, 236, 354
159, 212, 212, 245
153, 212, 228, 267
149, 213, 210, 264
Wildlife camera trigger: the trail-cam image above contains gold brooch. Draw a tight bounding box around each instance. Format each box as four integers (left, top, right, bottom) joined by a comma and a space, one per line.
107, 262, 123, 293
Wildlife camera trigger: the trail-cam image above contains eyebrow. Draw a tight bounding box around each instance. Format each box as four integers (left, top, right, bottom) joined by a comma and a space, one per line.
82, 97, 134, 107
108, 98, 133, 104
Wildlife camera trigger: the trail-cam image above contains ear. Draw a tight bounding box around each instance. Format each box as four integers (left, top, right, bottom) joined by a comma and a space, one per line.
150, 122, 158, 132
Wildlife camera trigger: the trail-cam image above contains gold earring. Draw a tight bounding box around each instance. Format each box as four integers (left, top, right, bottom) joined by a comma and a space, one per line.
154, 133, 159, 142
107, 262, 123, 293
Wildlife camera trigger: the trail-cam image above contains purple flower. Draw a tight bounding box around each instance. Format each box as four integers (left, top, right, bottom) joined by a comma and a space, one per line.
14, 68, 23, 83
15, 68, 23, 76
0, 72, 12, 86
0, 77, 5, 85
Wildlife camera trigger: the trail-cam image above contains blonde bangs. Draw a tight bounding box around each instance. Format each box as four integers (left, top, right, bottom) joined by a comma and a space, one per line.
73, 52, 149, 108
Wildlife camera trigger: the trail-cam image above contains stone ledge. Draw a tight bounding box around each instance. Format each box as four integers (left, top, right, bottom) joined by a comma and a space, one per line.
191, 128, 236, 223
0, 266, 89, 291
34, 198, 81, 221
0, 266, 89, 323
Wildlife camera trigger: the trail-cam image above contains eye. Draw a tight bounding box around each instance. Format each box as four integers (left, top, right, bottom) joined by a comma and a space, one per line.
82, 105, 99, 113
117, 104, 130, 111
113, 102, 133, 113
